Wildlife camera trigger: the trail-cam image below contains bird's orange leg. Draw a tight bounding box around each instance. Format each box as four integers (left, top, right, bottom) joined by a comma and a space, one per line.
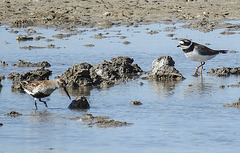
194, 62, 205, 75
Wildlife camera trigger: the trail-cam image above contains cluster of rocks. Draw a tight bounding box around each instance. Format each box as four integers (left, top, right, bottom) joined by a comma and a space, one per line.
60, 56, 143, 88
70, 114, 133, 128
144, 55, 185, 81
9, 67, 52, 92
207, 67, 240, 77
6, 56, 185, 94
223, 98, 240, 108
12, 60, 51, 67
182, 18, 218, 32
5, 111, 23, 117
0, 61, 8, 66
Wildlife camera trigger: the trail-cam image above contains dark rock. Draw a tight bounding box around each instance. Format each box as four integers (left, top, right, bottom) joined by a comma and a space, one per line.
61, 56, 143, 88
90, 56, 143, 87
11, 67, 52, 92
7, 72, 20, 79
147, 55, 185, 81
0, 61, 8, 66
123, 41, 131, 45
0, 75, 5, 80
223, 98, 240, 108
207, 67, 240, 77
14, 60, 51, 67
68, 96, 90, 109
16, 35, 33, 41
61, 62, 93, 87
130, 100, 143, 105
5, 111, 22, 117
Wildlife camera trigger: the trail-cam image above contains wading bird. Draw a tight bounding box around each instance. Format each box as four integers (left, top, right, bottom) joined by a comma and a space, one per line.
177, 39, 228, 76
21, 79, 71, 109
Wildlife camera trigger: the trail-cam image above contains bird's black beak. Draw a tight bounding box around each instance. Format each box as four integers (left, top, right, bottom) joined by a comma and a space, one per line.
177, 44, 181, 47
63, 87, 71, 100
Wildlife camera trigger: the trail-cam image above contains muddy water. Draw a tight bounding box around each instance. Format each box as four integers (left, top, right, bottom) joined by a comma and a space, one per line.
1, 22, 240, 152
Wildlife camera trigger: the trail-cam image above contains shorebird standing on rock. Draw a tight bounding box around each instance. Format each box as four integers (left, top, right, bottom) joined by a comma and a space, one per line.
20, 79, 71, 109
177, 39, 228, 76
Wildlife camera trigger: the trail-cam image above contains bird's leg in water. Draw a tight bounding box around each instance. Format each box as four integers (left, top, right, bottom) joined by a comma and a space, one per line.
39, 98, 48, 108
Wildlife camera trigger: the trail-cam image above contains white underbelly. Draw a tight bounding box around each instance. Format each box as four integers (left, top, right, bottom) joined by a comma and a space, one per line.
184, 49, 216, 62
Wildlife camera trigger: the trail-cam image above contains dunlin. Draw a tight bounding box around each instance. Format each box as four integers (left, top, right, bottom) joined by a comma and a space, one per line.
20, 79, 71, 109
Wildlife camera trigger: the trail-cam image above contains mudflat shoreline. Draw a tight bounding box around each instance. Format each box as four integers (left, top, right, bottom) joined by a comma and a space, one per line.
1, 0, 240, 28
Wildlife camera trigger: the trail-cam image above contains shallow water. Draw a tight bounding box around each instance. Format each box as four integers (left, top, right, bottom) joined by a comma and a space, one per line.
1, 22, 240, 153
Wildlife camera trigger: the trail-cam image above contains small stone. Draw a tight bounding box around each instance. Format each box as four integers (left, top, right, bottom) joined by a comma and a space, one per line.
0, 61, 8, 66
223, 98, 240, 108
166, 33, 174, 37
52, 33, 71, 39
219, 85, 225, 88
83, 44, 95, 47
5, 111, 22, 117
68, 96, 90, 109
81, 114, 94, 120
228, 50, 237, 54
16, 35, 33, 41
26, 28, 37, 34
130, 100, 143, 105
123, 41, 131, 45
34, 36, 46, 40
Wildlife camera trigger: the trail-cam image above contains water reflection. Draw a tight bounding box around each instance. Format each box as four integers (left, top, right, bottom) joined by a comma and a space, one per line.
27, 110, 55, 124
59, 86, 92, 97
183, 76, 215, 97
148, 79, 180, 97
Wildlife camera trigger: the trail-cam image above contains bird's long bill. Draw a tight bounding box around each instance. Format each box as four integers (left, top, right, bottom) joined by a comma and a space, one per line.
63, 87, 71, 100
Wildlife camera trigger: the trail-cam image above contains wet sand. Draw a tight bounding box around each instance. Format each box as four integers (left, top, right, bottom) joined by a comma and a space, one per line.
1, 0, 240, 28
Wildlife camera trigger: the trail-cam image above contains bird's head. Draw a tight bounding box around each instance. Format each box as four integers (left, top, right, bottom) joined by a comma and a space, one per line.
56, 79, 71, 100
177, 39, 192, 49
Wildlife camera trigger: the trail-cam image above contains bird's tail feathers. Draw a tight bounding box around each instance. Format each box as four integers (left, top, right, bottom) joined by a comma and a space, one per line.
217, 50, 228, 54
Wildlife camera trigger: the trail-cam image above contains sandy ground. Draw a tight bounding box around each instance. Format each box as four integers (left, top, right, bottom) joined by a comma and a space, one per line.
0, 0, 240, 28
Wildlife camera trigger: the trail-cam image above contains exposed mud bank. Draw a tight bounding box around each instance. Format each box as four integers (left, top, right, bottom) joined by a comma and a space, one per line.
60, 56, 143, 88
70, 114, 133, 128
1, 0, 240, 30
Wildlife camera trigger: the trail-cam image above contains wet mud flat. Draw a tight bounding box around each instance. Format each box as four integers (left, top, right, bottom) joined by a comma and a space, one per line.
0, 0, 240, 151
1, 0, 240, 29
